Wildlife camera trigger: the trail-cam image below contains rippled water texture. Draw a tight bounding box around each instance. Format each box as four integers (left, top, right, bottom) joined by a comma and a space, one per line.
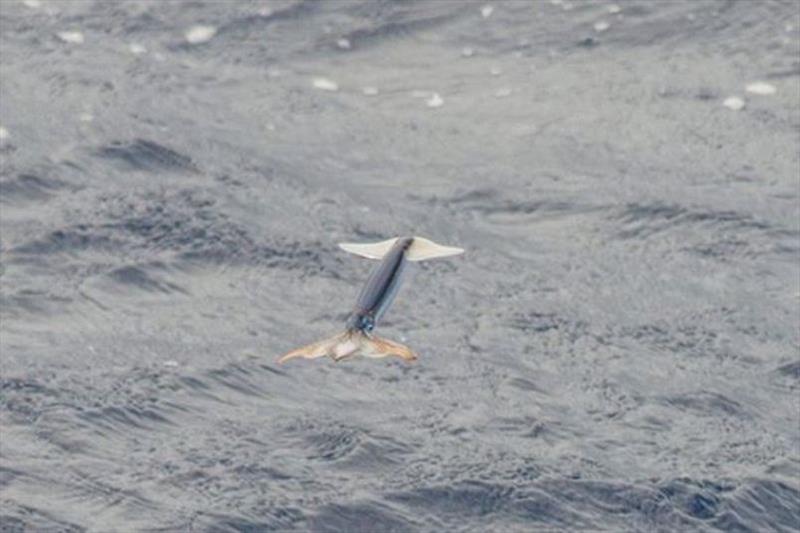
1, 0, 799, 531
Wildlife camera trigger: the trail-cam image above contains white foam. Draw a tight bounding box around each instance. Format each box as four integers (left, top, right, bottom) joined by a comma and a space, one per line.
490, 66, 502, 76
57, 31, 84, 44
481, 5, 494, 18
362, 86, 379, 96
462, 46, 474, 57
594, 20, 610, 32
22, 0, 42, 8
722, 96, 745, 111
129, 43, 146, 55
607, 4, 621, 14
79, 113, 93, 122
312, 77, 338, 91
185, 25, 216, 44
336, 38, 351, 49
745, 81, 776, 95
495, 88, 512, 98
426, 93, 444, 108
163, 360, 179, 368
0, 126, 9, 140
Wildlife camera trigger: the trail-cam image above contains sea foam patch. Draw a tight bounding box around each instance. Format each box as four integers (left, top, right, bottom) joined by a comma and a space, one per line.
722, 96, 745, 111
57, 31, 84, 44
745, 82, 777, 95
426, 93, 444, 108
312, 78, 339, 91
185, 25, 216, 44
594, 21, 611, 32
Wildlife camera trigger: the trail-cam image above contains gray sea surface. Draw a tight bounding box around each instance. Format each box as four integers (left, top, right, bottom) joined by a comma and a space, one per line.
1, 0, 799, 531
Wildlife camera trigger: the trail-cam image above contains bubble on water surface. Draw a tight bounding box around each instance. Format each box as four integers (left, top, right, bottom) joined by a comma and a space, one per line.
362, 86, 379, 96
481, 5, 494, 18
337, 38, 351, 50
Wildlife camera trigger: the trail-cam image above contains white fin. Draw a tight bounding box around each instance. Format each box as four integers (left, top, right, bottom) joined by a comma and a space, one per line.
406, 236, 464, 262
338, 237, 398, 260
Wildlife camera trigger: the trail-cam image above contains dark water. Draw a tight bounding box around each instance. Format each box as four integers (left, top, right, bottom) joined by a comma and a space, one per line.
1, 0, 799, 531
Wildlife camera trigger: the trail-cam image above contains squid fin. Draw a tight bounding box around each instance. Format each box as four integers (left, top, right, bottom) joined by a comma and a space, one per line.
338, 238, 398, 260
406, 236, 464, 261
338, 236, 463, 261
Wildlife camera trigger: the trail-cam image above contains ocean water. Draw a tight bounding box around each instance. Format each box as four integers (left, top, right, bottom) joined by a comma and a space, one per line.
1, 1, 799, 531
